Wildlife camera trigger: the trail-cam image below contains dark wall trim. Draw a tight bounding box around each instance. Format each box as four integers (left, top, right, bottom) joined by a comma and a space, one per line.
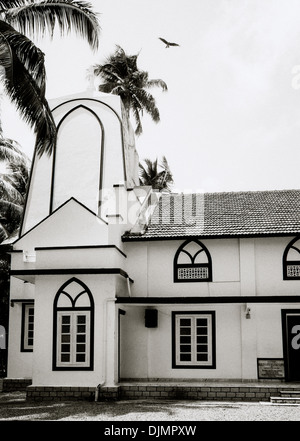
116, 296, 300, 304
11, 299, 34, 306
122, 233, 299, 242
10, 268, 133, 282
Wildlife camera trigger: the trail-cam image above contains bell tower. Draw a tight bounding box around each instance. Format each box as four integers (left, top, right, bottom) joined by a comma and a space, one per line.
21, 91, 140, 235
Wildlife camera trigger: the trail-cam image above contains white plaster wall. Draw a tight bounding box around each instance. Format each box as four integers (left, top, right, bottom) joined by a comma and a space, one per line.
125, 239, 241, 298
52, 98, 126, 199
6, 278, 35, 379
239, 238, 256, 296
21, 151, 53, 234
22, 92, 132, 236
255, 304, 299, 358
255, 237, 300, 296
32, 274, 117, 387
119, 306, 148, 379
35, 248, 126, 270
120, 304, 244, 381
52, 107, 102, 213
14, 200, 109, 253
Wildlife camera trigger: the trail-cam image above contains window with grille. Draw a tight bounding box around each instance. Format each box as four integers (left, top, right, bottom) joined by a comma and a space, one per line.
57, 312, 90, 366
172, 311, 216, 368
21, 303, 34, 352
53, 278, 94, 370
283, 237, 300, 280
174, 240, 212, 282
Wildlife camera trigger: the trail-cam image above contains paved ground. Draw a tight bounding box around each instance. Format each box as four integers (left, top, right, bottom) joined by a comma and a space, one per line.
0, 391, 299, 421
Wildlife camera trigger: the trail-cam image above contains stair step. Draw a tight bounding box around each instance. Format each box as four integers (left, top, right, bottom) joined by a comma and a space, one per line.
280, 390, 300, 396
270, 396, 300, 404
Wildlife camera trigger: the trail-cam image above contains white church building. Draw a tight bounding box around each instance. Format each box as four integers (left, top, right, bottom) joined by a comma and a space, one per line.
3, 90, 300, 401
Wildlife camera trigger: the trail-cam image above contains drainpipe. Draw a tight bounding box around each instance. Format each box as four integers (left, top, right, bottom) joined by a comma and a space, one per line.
127, 276, 131, 297
95, 383, 104, 402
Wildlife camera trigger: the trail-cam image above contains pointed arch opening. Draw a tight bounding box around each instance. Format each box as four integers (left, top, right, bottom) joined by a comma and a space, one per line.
283, 237, 300, 280
174, 239, 212, 282
50, 105, 104, 214
53, 278, 94, 370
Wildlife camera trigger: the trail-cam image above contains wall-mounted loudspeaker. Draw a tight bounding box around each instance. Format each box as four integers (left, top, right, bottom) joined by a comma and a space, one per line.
145, 309, 158, 328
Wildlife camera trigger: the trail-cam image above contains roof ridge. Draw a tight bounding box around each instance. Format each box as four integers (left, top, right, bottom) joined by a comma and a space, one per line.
168, 189, 300, 197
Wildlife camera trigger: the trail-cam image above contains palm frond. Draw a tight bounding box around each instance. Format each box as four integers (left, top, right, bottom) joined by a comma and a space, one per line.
0, 1, 27, 10
146, 78, 168, 92
139, 157, 173, 191
0, 136, 30, 164
5, 0, 100, 51
0, 176, 23, 203
3, 30, 47, 92
0, 223, 8, 242
0, 198, 23, 214
131, 104, 143, 136
94, 45, 167, 135
0, 21, 57, 155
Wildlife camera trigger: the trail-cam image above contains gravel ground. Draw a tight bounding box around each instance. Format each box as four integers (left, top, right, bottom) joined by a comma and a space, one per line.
0, 391, 299, 421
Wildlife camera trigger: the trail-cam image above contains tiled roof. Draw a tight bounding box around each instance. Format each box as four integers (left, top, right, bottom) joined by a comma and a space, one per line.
123, 189, 300, 240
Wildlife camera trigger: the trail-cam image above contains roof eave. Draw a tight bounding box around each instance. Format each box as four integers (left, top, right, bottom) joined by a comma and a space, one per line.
122, 231, 300, 242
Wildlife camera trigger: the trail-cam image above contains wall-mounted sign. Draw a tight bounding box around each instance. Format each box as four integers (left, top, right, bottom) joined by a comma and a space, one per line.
257, 358, 285, 379
0, 325, 6, 350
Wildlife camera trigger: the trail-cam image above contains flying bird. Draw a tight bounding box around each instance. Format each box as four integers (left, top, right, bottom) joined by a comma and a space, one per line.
159, 37, 180, 48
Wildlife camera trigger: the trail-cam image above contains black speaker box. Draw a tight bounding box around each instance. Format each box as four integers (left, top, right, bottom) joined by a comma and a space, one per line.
145, 309, 158, 328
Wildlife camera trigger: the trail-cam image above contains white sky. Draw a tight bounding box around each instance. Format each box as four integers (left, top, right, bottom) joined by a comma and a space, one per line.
3, 0, 300, 193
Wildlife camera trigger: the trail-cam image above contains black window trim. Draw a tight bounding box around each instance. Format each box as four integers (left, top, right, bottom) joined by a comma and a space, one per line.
21, 302, 34, 352
52, 277, 94, 371
171, 310, 216, 369
173, 239, 212, 283
283, 236, 300, 280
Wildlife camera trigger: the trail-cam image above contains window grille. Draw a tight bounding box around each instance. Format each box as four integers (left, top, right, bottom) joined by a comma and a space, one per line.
172, 311, 216, 368
174, 240, 212, 282
177, 266, 209, 280
286, 265, 300, 278
283, 237, 300, 280
21, 303, 34, 352
53, 278, 94, 370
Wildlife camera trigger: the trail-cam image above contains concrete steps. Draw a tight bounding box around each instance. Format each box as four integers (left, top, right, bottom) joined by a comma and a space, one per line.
270, 390, 300, 404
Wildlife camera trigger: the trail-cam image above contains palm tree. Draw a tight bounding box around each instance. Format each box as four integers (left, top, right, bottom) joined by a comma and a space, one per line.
139, 156, 173, 192
0, 135, 30, 376
93, 45, 167, 136
0, 1, 100, 156
0, 136, 30, 242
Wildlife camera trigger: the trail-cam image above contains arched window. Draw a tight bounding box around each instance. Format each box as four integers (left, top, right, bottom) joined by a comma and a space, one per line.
53, 278, 94, 370
283, 237, 300, 280
174, 239, 212, 282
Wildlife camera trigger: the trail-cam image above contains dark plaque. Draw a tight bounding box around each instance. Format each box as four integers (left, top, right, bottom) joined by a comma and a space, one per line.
257, 358, 285, 379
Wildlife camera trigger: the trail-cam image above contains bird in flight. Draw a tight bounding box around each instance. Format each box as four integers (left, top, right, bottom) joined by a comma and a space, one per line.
159, 37, 180, 48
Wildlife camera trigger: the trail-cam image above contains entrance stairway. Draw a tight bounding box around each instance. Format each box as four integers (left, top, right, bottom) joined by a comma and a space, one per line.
270, 389, 300, 404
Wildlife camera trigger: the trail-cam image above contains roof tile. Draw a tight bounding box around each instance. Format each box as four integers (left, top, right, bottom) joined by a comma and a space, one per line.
123, 189, 300, 240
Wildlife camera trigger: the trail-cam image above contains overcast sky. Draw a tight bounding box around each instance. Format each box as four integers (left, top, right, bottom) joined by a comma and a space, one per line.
3, 0, 300, 193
